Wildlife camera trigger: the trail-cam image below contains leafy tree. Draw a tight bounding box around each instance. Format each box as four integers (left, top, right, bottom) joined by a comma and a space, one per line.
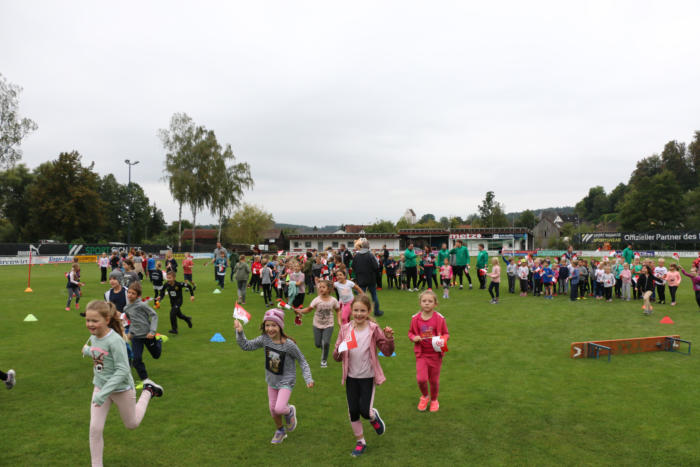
159, 113, 199, 251
223, 203, 274, 244
574, 186, 609, 222
0, 164, 34, 240
395, 217, 411, 230
124, 182, 152, 243
628, 155, 662, 186
208, 143, 253, 242
477, 191, 508, 227
419, 213, 435, 224
146, 204, 167, 241
465, 213, 482, 227
0, 74, 37, 168
98, 174, 126, 241
516, 209, 536, 229
438, 216, 450, 228
449, 216, 464, 228
25, 151, 104, 242
660, 140, 696, 191
689, 131, 700, 176
684, 186, 700, 230
607, 183, 627, 213
365, 219, 396, 233
619, 170, 686, 230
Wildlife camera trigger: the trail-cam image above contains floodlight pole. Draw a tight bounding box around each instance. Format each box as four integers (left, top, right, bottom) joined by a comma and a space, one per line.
125, 159, 140, 251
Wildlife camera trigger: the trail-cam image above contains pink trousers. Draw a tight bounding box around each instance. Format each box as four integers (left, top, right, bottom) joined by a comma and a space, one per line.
89, 387, 151, 467
267, 386, 292, 416
416, 356, 443, 401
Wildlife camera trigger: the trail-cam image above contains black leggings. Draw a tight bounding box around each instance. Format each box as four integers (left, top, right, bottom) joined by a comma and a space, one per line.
346, 376, 375, 422
424, 267, 435, 289
100, 267, 107, 282
669, 286, 678, 303
262, 284, 272, 303
656, 284, 666, 303
604, 287, 612, 300
406, 266, 418, 289
695, 290, 700, 309
489, 282, 500, 299
519, 278, 528, 293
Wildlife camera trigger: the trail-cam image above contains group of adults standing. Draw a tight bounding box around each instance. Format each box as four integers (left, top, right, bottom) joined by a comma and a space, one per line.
403, 240, 489, 290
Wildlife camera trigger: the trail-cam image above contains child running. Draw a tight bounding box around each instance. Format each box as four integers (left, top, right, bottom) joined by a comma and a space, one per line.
334, 267, 364, 325
156, 270, 195, 335
680, 266, 700, 311
149, 261, 165, 299
233, 256, 251, 305
82, 300, 163, 467
182, 252, 197, 291
666, 264, 681, 306
1, 368, 16, 389
297, 279, 340, 368
333, 295, 394, 457
66, 263, 85, 313
124, 282, 162, 384
408, 290, 449, 413
234, 308, 314, 444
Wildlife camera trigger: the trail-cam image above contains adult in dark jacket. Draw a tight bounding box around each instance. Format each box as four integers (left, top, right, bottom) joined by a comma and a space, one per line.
352, 238, 383, 317
339, 244, 353, 269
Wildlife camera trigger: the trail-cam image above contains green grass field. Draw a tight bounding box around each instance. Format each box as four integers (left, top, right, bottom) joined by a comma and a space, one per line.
2, 259, 700, 466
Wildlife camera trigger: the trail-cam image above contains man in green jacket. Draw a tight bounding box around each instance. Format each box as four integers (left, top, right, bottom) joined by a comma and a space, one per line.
449, 240, 472, 289
622, 243, 634, 266
404, 243, 418, 291
476, 243, 489, 289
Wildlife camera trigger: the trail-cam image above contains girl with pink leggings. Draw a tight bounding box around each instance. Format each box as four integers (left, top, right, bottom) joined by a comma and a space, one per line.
235, 308, 314, 445
82, 300, 163, 467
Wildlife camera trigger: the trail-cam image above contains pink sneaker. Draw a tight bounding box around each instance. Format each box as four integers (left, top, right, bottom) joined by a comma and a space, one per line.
65, 307, 70, 312
429, 400, 440, 412
417, 395, 429, 411
75, 303, 80, 310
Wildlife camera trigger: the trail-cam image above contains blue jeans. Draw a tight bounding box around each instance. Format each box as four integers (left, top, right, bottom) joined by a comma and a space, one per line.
360, 283, 382, 315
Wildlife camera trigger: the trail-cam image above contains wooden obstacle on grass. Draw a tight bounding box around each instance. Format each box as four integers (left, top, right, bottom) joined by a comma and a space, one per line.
570, 335, 691, 362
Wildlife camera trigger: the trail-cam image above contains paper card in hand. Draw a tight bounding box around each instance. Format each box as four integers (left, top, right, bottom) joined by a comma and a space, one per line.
338, 329, 358, 353
233, 304, 251, 324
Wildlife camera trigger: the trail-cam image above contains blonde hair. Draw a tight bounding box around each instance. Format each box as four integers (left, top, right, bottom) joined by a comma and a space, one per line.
419, 289, 438, 304
86, 300, 125, 338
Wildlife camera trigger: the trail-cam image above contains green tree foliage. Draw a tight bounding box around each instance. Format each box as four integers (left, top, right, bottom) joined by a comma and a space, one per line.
0, 164, 34, 240
418, 213, 435, 224
365, 219, 396, 233
619, 170, 686, 230
208, 143, 253, 242
449, 216, 464, 228
574, 186, 609, 222
684, 186, 700, 230
24, 152, 105, 242
146, 204, 167, 241
478, 191, 509, 227
0, 73, 38, 168
516, 209, 537, 229
223, 203, 274, 244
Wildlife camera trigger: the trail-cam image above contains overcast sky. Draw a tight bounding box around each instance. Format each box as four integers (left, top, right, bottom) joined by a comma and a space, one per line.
2, 1, 699, 227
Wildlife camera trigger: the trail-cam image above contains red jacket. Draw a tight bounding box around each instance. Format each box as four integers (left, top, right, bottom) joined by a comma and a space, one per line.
408, 311, 449, 358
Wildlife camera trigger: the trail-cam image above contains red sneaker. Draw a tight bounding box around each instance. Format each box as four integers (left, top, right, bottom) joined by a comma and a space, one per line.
417, 395, 429, 411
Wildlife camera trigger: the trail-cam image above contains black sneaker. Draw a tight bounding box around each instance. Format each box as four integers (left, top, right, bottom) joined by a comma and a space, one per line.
185, 317, 193, 328
373, 310, 384, 317
351, 442, 367, 457
168, 329, 178, 334
143, 379, 163, 397
79, 312, 86, 317
370, 409, 385, 435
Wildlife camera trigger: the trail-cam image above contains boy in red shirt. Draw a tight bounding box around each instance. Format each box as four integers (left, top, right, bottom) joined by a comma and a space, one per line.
182, 252, 196, 291
250, 256, 262, 293
408, 290, 449, 412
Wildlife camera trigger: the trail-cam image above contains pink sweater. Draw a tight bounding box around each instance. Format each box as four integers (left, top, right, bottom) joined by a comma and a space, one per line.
488, 265, 501, 283
666, 270, 681, 287
333, 321, 394, 385
681, 269, 700, 291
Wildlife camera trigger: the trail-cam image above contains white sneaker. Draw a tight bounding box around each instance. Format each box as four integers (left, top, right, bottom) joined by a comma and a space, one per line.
469, 284, 473, 289
459, 285, 463, 289
5, 369, 15, 389
321, 360, 327, 368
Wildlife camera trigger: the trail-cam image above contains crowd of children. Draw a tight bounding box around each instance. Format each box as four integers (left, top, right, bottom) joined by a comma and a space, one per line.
43, 244, 700, 463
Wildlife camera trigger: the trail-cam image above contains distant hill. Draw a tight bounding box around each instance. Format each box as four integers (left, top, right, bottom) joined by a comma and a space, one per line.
506, 206, 575, 221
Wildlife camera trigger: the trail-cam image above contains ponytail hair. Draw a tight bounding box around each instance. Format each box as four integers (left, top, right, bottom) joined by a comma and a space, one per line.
86, 300, 126, 339
350, 295, 376, 323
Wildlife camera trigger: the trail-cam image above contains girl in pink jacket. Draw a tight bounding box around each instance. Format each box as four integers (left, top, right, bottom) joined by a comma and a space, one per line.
333, 295, 394, 458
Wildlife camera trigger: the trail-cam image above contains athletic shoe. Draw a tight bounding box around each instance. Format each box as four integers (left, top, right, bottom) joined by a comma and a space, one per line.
79, 312, 86, 317
417, 395, 430, 411
5, 369, 16, 389
429, 400, 440, 412
143, 380, 163, 397
75, 303, 80, 310
285, 405, 297, 431
185, 317, 193, 328
351, 442, 367, 457
370, 409, 385, 435
271, 428, 287, 444
459, 285, 463, 289
373, 310, 384, 317
168, 329, 178, 334
320, 360, 327, 368
469, 284, 473, 289
65, 307, 71, 311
